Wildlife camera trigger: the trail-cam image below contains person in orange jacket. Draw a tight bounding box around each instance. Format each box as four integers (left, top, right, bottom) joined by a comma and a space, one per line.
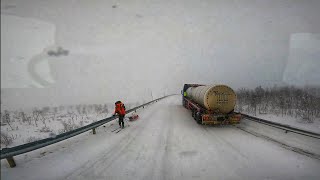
113, 101, 126, 128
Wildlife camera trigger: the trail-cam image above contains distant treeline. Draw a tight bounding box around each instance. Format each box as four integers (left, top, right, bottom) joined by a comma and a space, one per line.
236, 86, 320, 122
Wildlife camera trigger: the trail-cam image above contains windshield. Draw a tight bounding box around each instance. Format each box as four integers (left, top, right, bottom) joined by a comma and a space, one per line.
1, 1, 320, 180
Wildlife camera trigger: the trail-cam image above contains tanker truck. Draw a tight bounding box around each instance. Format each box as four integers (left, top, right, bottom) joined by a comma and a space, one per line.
181, 84, 241, 125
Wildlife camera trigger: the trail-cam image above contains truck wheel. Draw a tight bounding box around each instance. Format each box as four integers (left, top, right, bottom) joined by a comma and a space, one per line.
196, 113, 202, 124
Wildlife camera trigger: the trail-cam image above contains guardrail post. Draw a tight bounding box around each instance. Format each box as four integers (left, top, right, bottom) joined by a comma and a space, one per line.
6, 157, 16, 167
92, 128, 96, 134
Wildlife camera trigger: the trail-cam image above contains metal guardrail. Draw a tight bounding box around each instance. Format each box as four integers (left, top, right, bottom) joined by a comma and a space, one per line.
240, 113, 320, 139
0, 95, 174, 166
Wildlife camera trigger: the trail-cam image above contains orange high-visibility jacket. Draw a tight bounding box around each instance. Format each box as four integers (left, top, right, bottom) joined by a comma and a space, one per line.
114, 102, 126, 116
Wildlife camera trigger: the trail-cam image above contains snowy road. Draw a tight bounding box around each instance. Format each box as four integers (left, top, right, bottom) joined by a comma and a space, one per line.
2, 95, 320, 180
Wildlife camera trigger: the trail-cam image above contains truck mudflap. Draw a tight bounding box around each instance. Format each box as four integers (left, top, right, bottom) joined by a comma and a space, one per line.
201, 113, 241, 125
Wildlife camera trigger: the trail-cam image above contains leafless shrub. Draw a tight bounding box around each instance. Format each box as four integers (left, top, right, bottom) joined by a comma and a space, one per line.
59, 120, 79, 134
237, 86, 320, 122
59, 105, 65, 111
42, 106, 50, 113
58, 114, 67, 118
25, 136, 41, 143
20, 111, 27, 123
26, 115, 32, 125
32, 108, 41, 126
39, 111, 48, 127
52, 109, 57, 121
82, 106, 88, 119
101, 104, 109, 114
2, 110, 14, 130
1, 132, 14, 147
53, 107, 58, 114
297, 111, 315, 123
68, 112, 78, 122
49, 132, 56, 138
58, 129, 64, 134
76, 105, 82, 114
39, 126, 52, 133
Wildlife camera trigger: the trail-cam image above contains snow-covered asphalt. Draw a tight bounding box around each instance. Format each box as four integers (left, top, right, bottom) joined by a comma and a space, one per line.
2, 95, 320, 180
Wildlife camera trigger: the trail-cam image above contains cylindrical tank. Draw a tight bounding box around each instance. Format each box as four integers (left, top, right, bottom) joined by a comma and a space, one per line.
186, 85, 236, 113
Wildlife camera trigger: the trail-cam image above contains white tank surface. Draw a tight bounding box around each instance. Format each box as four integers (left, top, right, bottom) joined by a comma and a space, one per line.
186, 85, 236, 113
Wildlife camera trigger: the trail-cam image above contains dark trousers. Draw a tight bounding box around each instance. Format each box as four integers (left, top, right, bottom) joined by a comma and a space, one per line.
119, 115, 125, 128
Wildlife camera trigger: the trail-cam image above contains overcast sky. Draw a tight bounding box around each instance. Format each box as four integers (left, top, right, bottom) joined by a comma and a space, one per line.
1, 0, 320, 109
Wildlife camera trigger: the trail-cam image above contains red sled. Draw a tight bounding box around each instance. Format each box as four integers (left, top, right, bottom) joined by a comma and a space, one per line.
129, 114, 139, 121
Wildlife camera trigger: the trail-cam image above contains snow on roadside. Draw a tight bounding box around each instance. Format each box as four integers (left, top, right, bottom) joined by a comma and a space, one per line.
246, 113, 320, 134
0, 100, 156, 180
0, 106, 113, 149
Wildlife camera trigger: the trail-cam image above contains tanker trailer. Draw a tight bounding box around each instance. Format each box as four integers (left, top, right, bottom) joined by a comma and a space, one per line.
181, 84, 241, 125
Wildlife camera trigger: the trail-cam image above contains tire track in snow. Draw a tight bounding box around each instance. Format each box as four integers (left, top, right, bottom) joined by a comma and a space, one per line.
237, 126, 320, 160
